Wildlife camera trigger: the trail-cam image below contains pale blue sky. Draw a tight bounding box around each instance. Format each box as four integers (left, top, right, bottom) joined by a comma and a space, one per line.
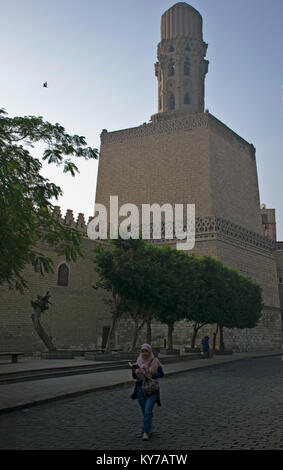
1, 0, 283, 238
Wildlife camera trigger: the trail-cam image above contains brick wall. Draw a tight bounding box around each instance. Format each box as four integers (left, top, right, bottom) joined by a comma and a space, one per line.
0, 238, 112, 353
209, 115, 263, 234
96, 125, 212, 220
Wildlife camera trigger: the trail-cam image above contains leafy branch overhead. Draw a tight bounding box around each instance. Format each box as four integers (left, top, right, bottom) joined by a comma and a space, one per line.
0, 108, 99, 292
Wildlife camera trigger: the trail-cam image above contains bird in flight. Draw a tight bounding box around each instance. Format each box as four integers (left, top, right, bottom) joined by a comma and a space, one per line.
43, 82, 48, 88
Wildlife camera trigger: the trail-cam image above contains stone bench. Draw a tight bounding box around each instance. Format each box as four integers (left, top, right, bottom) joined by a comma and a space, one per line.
0, 352, 24, 363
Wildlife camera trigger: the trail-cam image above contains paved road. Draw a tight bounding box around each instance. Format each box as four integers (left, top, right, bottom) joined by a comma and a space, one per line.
0, 356, 282, 450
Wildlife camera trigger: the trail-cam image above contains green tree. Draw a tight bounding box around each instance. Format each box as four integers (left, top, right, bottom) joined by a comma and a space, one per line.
0, 109, 98, 292
92, 237, 162, 352
186, 256, 225, 348
153, 247, 199, 351
92, 239, 128, 353
112, 239, 161, 350
216, 266, 263, 349
189, 257, 263, 351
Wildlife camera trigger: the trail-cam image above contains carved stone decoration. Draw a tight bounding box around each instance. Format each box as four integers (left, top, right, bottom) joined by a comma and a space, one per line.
100, 112, 256, 165
195, 216, 275, 252
100, 217, 275, 253
101, 112, 209, 145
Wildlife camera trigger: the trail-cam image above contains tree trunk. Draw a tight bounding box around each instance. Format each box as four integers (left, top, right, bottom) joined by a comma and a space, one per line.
146, 316, 152, 344
130, 316, 146, 352
130, 317, 139, 352
213, 325, 219, 351
191, 322, 206, 348
219, 325, 225, 351
31, 311, 56, 352
167, 323, 174, 351
105, 314, 118, 353
191, 323, 198, 348
105, 289, 123, 353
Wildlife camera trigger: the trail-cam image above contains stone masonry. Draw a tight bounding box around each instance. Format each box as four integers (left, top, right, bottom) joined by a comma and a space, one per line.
0, 211, 112, 353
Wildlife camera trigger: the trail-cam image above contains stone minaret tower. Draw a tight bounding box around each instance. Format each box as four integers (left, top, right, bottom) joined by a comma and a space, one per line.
154, 2, 209, 116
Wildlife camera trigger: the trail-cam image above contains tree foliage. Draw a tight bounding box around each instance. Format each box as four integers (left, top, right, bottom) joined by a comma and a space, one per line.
153, 247, 199, 350
92, 237, 161, 351
92, 239, 263, 352
187, 256, 263, 349
0, 108, 99, 292
92, 239, 130, 353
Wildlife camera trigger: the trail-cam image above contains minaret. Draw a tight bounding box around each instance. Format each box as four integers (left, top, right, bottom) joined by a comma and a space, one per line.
154, 2, 209, 116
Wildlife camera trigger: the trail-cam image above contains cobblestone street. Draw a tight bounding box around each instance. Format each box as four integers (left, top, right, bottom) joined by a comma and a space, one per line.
0, 356, 282, 450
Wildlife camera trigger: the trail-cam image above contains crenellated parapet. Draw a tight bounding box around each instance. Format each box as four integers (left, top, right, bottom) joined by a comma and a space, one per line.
53, 206, 94, 238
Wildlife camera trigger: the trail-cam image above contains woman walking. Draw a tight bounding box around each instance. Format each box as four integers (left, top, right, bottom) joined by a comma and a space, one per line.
130, 343, 164, 441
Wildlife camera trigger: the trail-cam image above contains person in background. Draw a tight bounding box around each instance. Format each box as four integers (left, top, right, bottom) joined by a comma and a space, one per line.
201, 335, 210, 358
130, 343, 164, 441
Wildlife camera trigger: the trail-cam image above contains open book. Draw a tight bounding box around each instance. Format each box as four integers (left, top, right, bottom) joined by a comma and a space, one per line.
128, 362, 139, 369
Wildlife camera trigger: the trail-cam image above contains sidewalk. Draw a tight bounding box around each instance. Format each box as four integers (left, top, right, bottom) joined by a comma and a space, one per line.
0, 351, 280, 414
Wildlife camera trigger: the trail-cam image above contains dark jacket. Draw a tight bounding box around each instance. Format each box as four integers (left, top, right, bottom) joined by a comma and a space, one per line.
202, 336, 210, 352
131, 365, 164, 406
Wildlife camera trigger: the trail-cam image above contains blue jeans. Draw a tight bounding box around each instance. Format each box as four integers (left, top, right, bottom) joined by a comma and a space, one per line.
137, 384, 158, 434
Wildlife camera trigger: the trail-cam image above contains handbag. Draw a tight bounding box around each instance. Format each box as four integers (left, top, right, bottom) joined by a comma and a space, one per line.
142, 377, 159, 396
141, 358, 159, 396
